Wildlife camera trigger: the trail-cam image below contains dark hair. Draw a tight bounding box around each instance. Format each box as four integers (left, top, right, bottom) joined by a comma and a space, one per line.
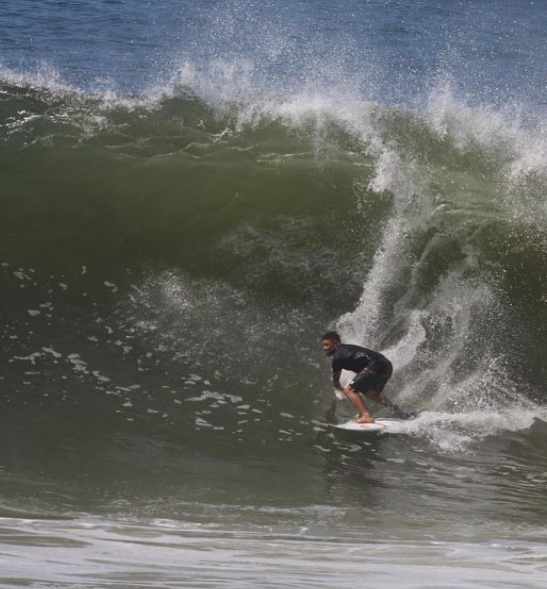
321, 331, 341, 342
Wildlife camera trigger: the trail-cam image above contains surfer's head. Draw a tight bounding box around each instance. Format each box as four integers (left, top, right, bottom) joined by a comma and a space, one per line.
321, 331, 341, 356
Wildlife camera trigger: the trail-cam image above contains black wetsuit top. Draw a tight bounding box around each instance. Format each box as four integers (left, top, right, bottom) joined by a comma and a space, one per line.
331, 344, 391, 375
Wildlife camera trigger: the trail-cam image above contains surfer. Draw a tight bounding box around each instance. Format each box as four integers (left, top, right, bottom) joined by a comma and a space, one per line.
321, 331, 411, 423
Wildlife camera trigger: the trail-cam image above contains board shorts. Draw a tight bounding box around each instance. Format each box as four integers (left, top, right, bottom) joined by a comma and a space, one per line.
349, 361, 393, 394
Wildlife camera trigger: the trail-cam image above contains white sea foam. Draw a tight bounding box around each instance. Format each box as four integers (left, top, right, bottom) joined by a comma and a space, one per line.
404, 406, 547, 453
186, 391, 243, 404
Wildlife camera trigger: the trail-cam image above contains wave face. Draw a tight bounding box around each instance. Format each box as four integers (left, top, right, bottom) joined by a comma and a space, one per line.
2, 0, 547, 523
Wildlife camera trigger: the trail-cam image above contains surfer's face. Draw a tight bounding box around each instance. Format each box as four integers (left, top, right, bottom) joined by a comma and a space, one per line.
322, 338, 337, 356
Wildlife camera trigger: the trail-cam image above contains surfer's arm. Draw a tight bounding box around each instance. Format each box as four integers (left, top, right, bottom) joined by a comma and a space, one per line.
332, 370, 344, 392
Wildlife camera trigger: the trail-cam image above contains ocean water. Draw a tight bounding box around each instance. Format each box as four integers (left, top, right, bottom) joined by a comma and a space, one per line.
2, 0, 547, 586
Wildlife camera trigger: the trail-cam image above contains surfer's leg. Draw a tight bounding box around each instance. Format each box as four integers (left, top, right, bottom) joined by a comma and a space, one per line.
365, 390, 411, 419
365, 390, 393, 408
343, 385, 373, 423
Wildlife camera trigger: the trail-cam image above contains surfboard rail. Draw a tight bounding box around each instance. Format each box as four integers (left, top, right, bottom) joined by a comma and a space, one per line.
331, 416, 415, 433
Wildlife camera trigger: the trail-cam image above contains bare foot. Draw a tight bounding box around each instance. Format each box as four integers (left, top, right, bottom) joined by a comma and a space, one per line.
392, 405, 413, 419
352, 415, 374, 424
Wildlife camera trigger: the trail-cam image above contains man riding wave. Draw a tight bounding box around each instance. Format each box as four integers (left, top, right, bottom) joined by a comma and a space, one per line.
321, 331, 411, 423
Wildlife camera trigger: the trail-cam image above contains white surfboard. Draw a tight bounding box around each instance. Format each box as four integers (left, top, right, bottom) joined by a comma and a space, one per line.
331, 416, 415, 433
